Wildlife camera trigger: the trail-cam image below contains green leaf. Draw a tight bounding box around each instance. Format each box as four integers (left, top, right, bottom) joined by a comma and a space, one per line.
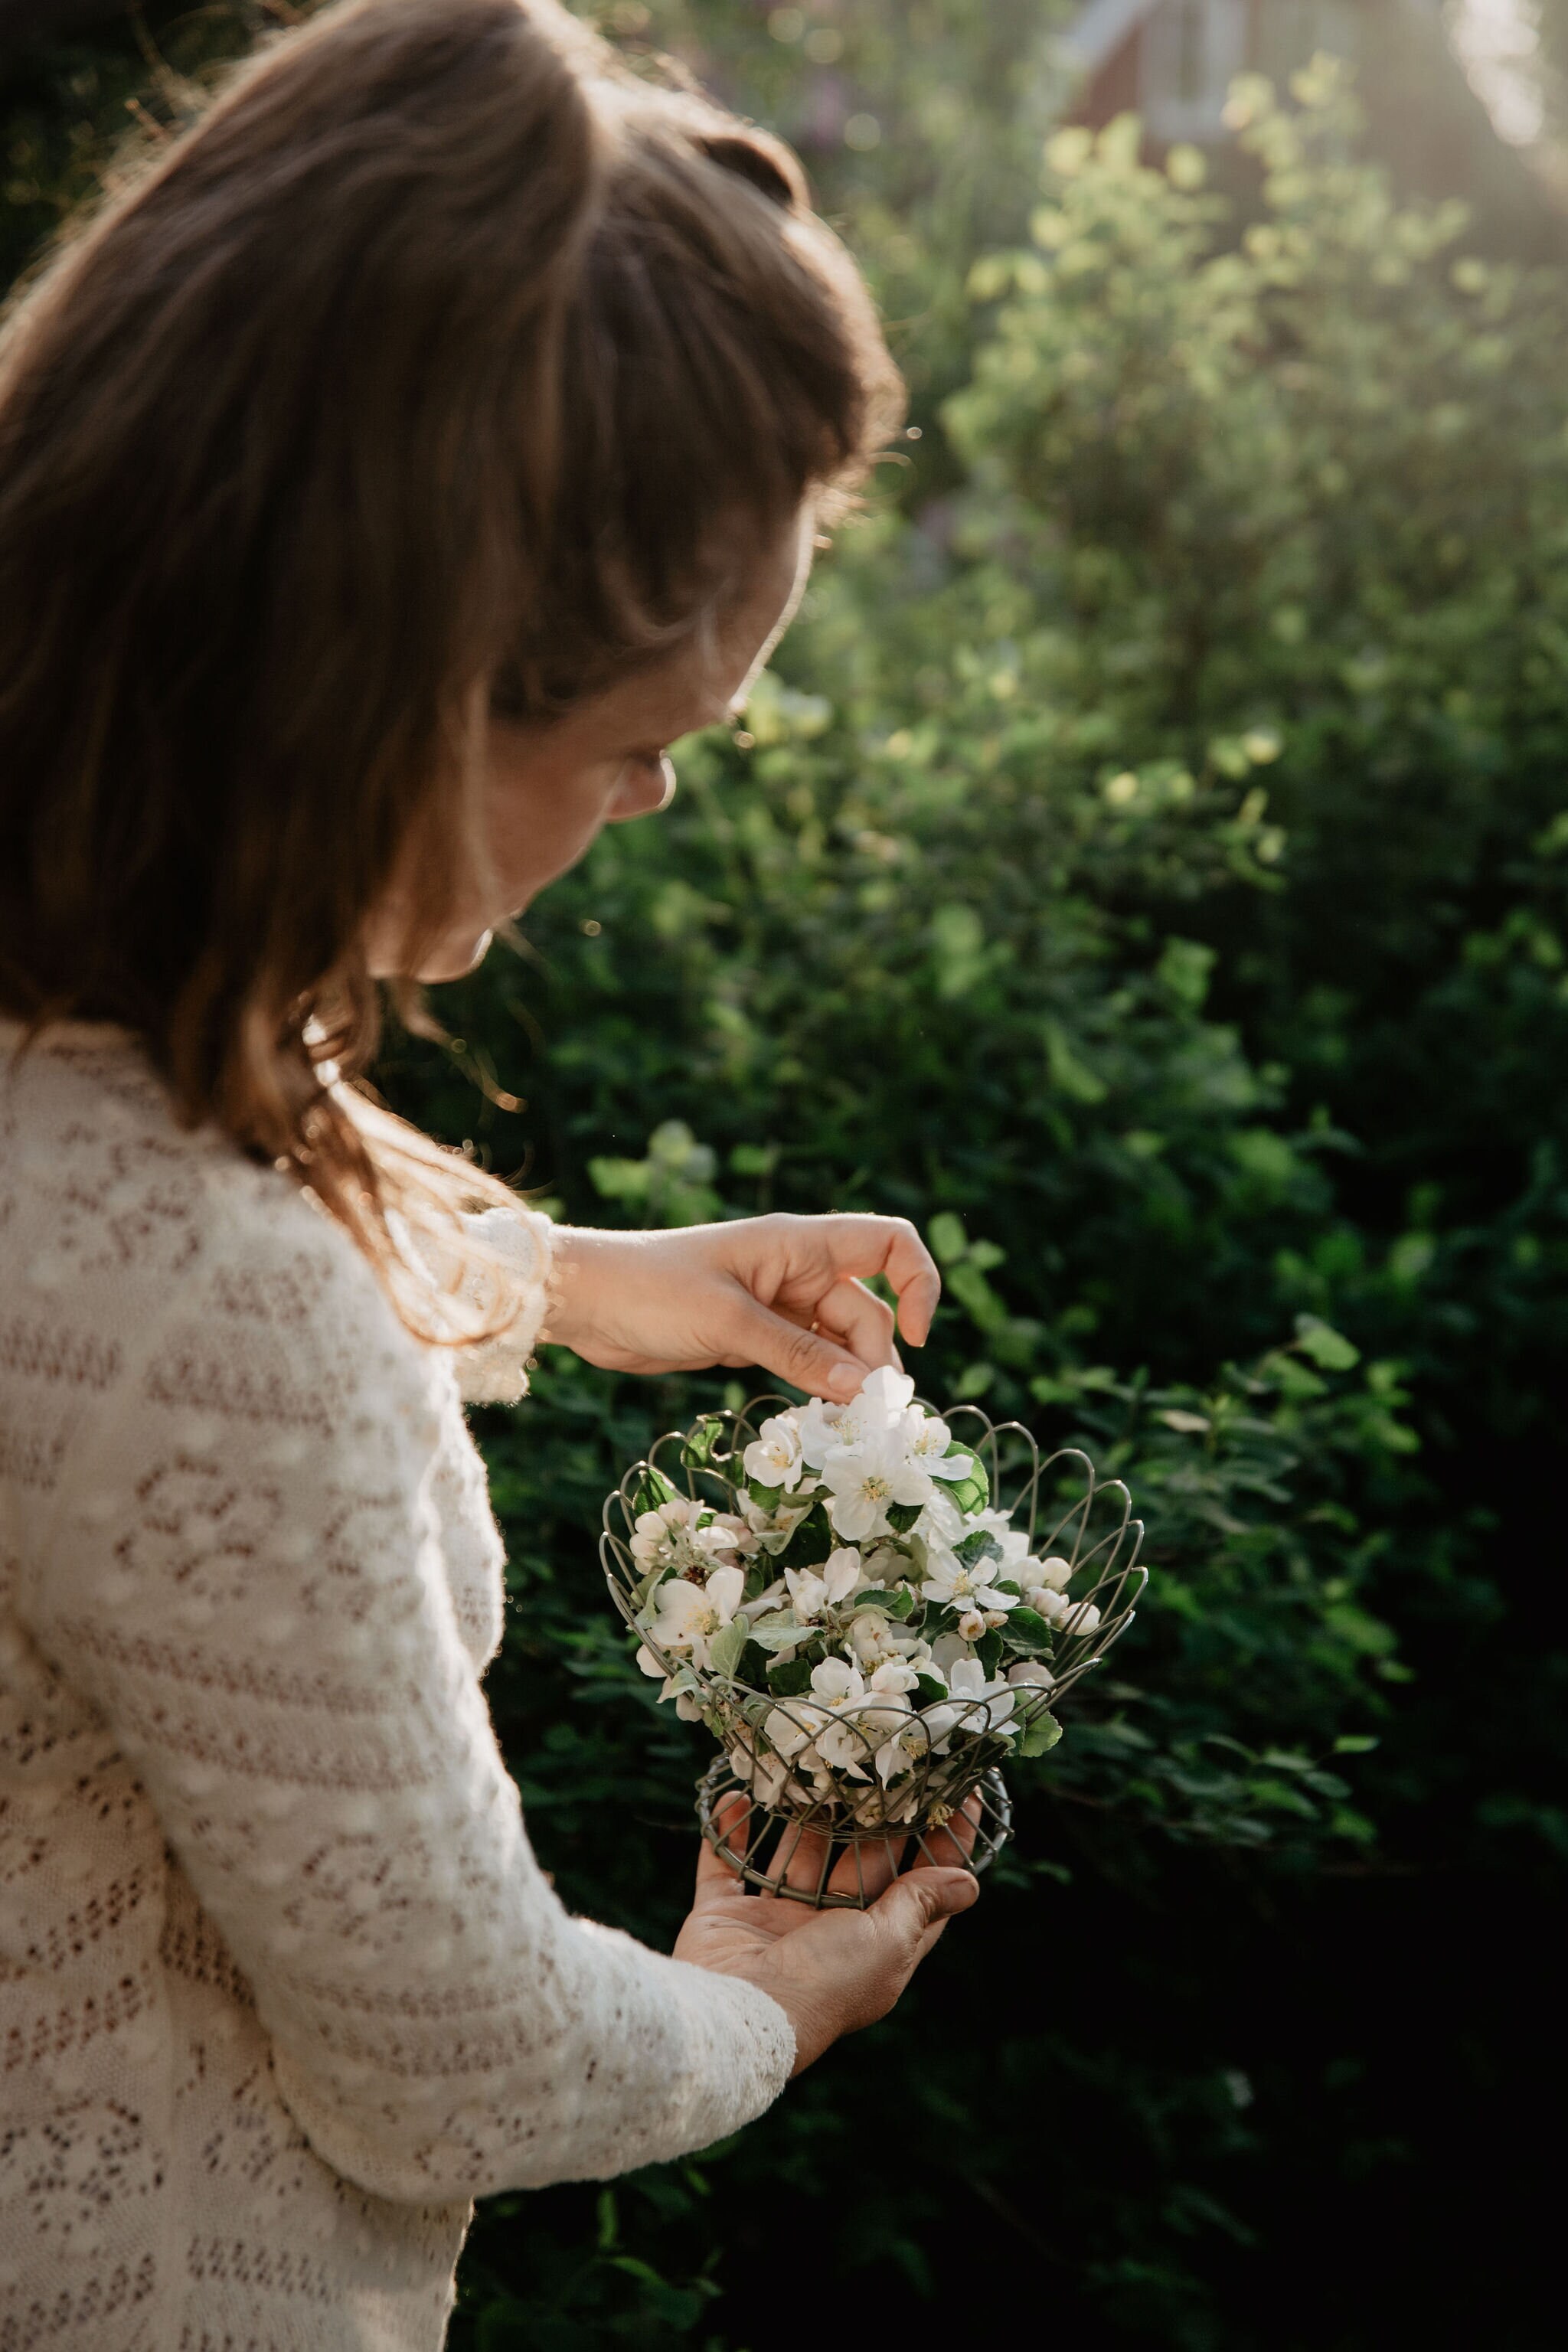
956, 1529, 1004, 1570
1044, 1018, 1109, 1105
746, 1473, 784, 1510
885, 1500, 924, 1534
596, 2187, 618, 2249
928, 1210, 969, 1266
914, 1672, 949, 1707
1332, 1733, 1380, 1755
976, 1628, 1003, 1677
628, 1563, 667, 1615
766, 1655, 814, 1697
946, 1470, 991, 1516
746, 1615, 810, 1653
1018, 1709, 1063, 1758
946, 1261, 1007, 1334
852, 1583, 915, 1619
705, 1621, 748, 1681
1324, 1602, 1398, 1658
1293, 1314, 1361, 1370
681, 1416, 728, 1470
630, 1464, 680, 1517
735, 1639, 769, 1689
772, 1501, 834, 1572
1001, 1607, 1056, 1658
729, 1142, 779, 1178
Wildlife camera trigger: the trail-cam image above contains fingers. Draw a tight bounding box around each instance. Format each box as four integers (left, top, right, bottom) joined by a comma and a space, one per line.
812, 1278, 900, 1374
827, 1834, 905, 1904
765, 1816, 837, 1900
794, 1215, 941, 1351
727, 1291, 869, 1405
912, 1795, 981, 1873
871, 1218, 942, 1349
692, 1792, 752, 1906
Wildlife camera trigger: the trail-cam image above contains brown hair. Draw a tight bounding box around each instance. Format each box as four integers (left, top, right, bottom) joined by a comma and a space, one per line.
0, 0, 900, 1336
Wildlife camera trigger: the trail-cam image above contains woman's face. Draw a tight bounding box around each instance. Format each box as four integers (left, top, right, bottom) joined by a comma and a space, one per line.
369, 511, 814, 984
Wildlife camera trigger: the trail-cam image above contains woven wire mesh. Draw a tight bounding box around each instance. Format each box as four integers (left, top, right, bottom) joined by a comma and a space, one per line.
602, 1397, 1146, 1909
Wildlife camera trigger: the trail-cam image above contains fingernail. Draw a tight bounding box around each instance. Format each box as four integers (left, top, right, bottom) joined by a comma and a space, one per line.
829, 1362, 862, 1402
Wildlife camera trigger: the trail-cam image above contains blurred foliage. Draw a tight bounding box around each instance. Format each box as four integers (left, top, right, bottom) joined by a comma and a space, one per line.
5, 7, 1565, 2347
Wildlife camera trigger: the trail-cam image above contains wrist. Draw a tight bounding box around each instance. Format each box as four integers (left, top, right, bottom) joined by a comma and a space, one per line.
534, 1222, 599, 1351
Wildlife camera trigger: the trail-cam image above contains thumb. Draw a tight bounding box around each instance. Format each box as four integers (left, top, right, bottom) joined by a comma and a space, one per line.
729, 1293, 867, 1406
872, 1865, 980, 1948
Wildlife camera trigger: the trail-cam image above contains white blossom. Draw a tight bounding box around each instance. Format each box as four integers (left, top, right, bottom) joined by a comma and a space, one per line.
921, 1547, 1020, 1618
944, 1656, 1018, 1738
743, 1413, 806, 1493
1029, 1586, 1077, 1628
782, 1549, 861, 1622
874, 1714, 938, 1785
728, 1733, 803, 1808
898, 1409, 978, 1486
795, 1395, 847, 1471
848, 1608, 920, 1669
915, 1488, 967, 1551
630, 1497, 753, 1578
859, 1365, 916, 1422
764, 1698, 829, 1764
801, 1657, 920, 1780
965, 1508, 1033, 1568
638, 1562, 745, 1670
1007, 1659, 1057, 1691
1028, 1587, 1101, 1637
809, 1655, 862, 1707
822, 1429, 933, 1543
867, 1658, 920, 1697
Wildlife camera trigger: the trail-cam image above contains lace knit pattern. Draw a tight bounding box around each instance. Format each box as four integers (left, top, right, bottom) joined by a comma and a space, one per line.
0, 1025, 793, 2351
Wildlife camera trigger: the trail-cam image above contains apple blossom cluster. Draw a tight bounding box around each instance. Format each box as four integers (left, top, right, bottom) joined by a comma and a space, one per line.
624, 1368, 1104, 1830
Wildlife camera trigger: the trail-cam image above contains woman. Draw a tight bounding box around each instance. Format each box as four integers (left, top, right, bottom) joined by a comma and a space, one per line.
0, 2, 978, 2344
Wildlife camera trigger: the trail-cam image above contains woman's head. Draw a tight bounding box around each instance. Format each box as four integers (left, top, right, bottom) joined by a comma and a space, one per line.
371, 502, 815, 986
0, 0, 900, 1316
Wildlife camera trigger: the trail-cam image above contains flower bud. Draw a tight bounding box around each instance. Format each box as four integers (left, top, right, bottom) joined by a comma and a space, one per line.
957, 1607, 986, 1642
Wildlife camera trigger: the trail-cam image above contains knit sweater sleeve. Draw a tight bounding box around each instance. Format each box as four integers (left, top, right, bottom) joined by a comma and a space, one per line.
14, 1180, 793, 2206
450, 1203, 558, 1406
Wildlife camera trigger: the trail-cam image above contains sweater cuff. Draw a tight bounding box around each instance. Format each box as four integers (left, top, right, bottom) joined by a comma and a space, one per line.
455, 1204, 558, 1406
576, 1920, 797, 2146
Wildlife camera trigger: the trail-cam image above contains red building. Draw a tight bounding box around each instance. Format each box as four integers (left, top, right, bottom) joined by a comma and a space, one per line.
1057, 0, 1563, 248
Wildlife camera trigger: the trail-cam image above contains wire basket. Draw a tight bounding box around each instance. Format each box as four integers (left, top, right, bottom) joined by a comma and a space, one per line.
602, 1398, 1146, 1909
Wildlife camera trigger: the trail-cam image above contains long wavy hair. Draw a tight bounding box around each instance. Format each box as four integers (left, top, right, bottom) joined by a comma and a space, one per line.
0, 0, 900, 1339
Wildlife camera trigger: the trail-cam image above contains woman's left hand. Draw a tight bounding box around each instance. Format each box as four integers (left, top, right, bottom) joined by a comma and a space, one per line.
543, 1214, 940, 1402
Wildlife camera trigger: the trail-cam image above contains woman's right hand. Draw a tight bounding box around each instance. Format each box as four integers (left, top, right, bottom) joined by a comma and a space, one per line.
672, 1800, 980, 2075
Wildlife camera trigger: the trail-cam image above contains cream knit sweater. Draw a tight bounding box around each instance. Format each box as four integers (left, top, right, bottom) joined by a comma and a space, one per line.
0, 1022, 793, 2351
